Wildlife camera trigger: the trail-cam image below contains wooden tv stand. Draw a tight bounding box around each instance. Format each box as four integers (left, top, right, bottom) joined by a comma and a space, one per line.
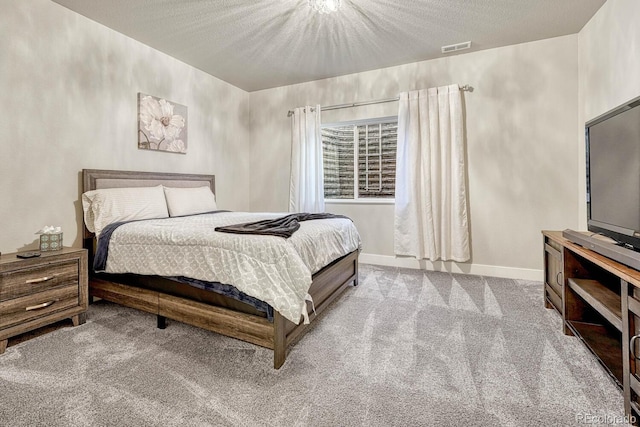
543, 230, 640, 422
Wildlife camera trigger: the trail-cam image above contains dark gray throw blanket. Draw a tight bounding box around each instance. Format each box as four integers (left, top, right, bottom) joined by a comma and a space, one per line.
214, 212, 349, 238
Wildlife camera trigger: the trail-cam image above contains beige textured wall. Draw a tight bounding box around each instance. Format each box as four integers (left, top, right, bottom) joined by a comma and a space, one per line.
0, 0, 250, 254
578, 0, 640, 229
250, 36, 580, 275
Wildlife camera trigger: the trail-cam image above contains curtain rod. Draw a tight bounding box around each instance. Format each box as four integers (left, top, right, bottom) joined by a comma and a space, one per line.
287, 84, 474, 117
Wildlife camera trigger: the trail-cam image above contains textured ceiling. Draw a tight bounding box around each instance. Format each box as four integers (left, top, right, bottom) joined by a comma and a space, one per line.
51, 0, 605, 92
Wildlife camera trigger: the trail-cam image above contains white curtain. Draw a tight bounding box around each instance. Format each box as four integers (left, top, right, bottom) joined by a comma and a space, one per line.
289, 105, 325, 213
394, 85, 470, 261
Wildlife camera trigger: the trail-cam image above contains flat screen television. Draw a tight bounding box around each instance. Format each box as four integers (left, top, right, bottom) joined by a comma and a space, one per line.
586, 95, 640, 251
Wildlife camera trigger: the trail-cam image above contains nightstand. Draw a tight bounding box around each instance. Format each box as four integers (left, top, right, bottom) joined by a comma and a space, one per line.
0, 247, 88, 354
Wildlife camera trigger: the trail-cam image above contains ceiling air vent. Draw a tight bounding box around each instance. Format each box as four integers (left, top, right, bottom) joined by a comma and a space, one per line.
441, 41, 472, 54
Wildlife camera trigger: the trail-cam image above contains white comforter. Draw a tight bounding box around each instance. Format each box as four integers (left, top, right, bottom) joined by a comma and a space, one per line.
102, 212, 361, 324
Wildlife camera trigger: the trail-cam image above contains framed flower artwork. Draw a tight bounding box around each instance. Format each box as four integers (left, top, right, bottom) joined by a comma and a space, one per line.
138, 93, 188, 154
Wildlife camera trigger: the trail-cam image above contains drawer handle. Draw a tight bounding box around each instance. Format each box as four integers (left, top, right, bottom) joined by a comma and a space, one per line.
556, 272, 563, 286
25, 275, 55, 284
631, 335, 640, 359
25, 300, 56, 311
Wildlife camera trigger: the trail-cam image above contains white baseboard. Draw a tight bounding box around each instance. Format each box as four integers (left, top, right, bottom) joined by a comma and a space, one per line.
358, 253, 543, 281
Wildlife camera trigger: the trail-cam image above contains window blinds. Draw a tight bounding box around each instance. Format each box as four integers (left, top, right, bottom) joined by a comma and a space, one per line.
357, 122, 397, 198
322, 120, 397, 199
322, 126, 354, 199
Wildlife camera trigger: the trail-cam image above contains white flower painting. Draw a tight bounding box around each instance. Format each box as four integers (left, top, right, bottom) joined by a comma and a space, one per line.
138, 93, 187, 154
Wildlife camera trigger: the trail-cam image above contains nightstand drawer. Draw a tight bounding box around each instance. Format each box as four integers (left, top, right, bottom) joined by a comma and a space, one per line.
0, 284, 79, 329
0, 260, 78, 301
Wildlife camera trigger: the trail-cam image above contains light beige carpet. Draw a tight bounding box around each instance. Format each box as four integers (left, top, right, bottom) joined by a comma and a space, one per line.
0, 264, 627, 426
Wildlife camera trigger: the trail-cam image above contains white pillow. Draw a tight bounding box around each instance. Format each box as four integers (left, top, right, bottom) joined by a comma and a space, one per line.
82, 185, 169, 236
163, 186, 217, 217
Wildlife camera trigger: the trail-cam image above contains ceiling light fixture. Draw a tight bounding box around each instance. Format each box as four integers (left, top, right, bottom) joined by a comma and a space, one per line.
309, 0, 342, 14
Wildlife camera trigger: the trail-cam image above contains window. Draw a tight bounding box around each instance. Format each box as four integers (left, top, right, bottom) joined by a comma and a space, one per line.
322, 117, 397, 200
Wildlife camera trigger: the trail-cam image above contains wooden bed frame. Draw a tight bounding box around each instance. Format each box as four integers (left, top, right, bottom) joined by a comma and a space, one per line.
82, 169, 358, 368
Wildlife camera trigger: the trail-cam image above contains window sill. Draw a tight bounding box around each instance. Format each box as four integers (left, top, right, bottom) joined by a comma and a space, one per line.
325, 199, 395, 205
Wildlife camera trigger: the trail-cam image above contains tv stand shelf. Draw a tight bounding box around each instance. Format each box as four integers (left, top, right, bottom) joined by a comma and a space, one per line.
543, 230, 640, 423
567, 320, 623, 384
567, 278, 622, 331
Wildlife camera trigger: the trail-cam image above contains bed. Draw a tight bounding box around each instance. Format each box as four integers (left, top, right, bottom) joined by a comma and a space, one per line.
81, 169, 359, 368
